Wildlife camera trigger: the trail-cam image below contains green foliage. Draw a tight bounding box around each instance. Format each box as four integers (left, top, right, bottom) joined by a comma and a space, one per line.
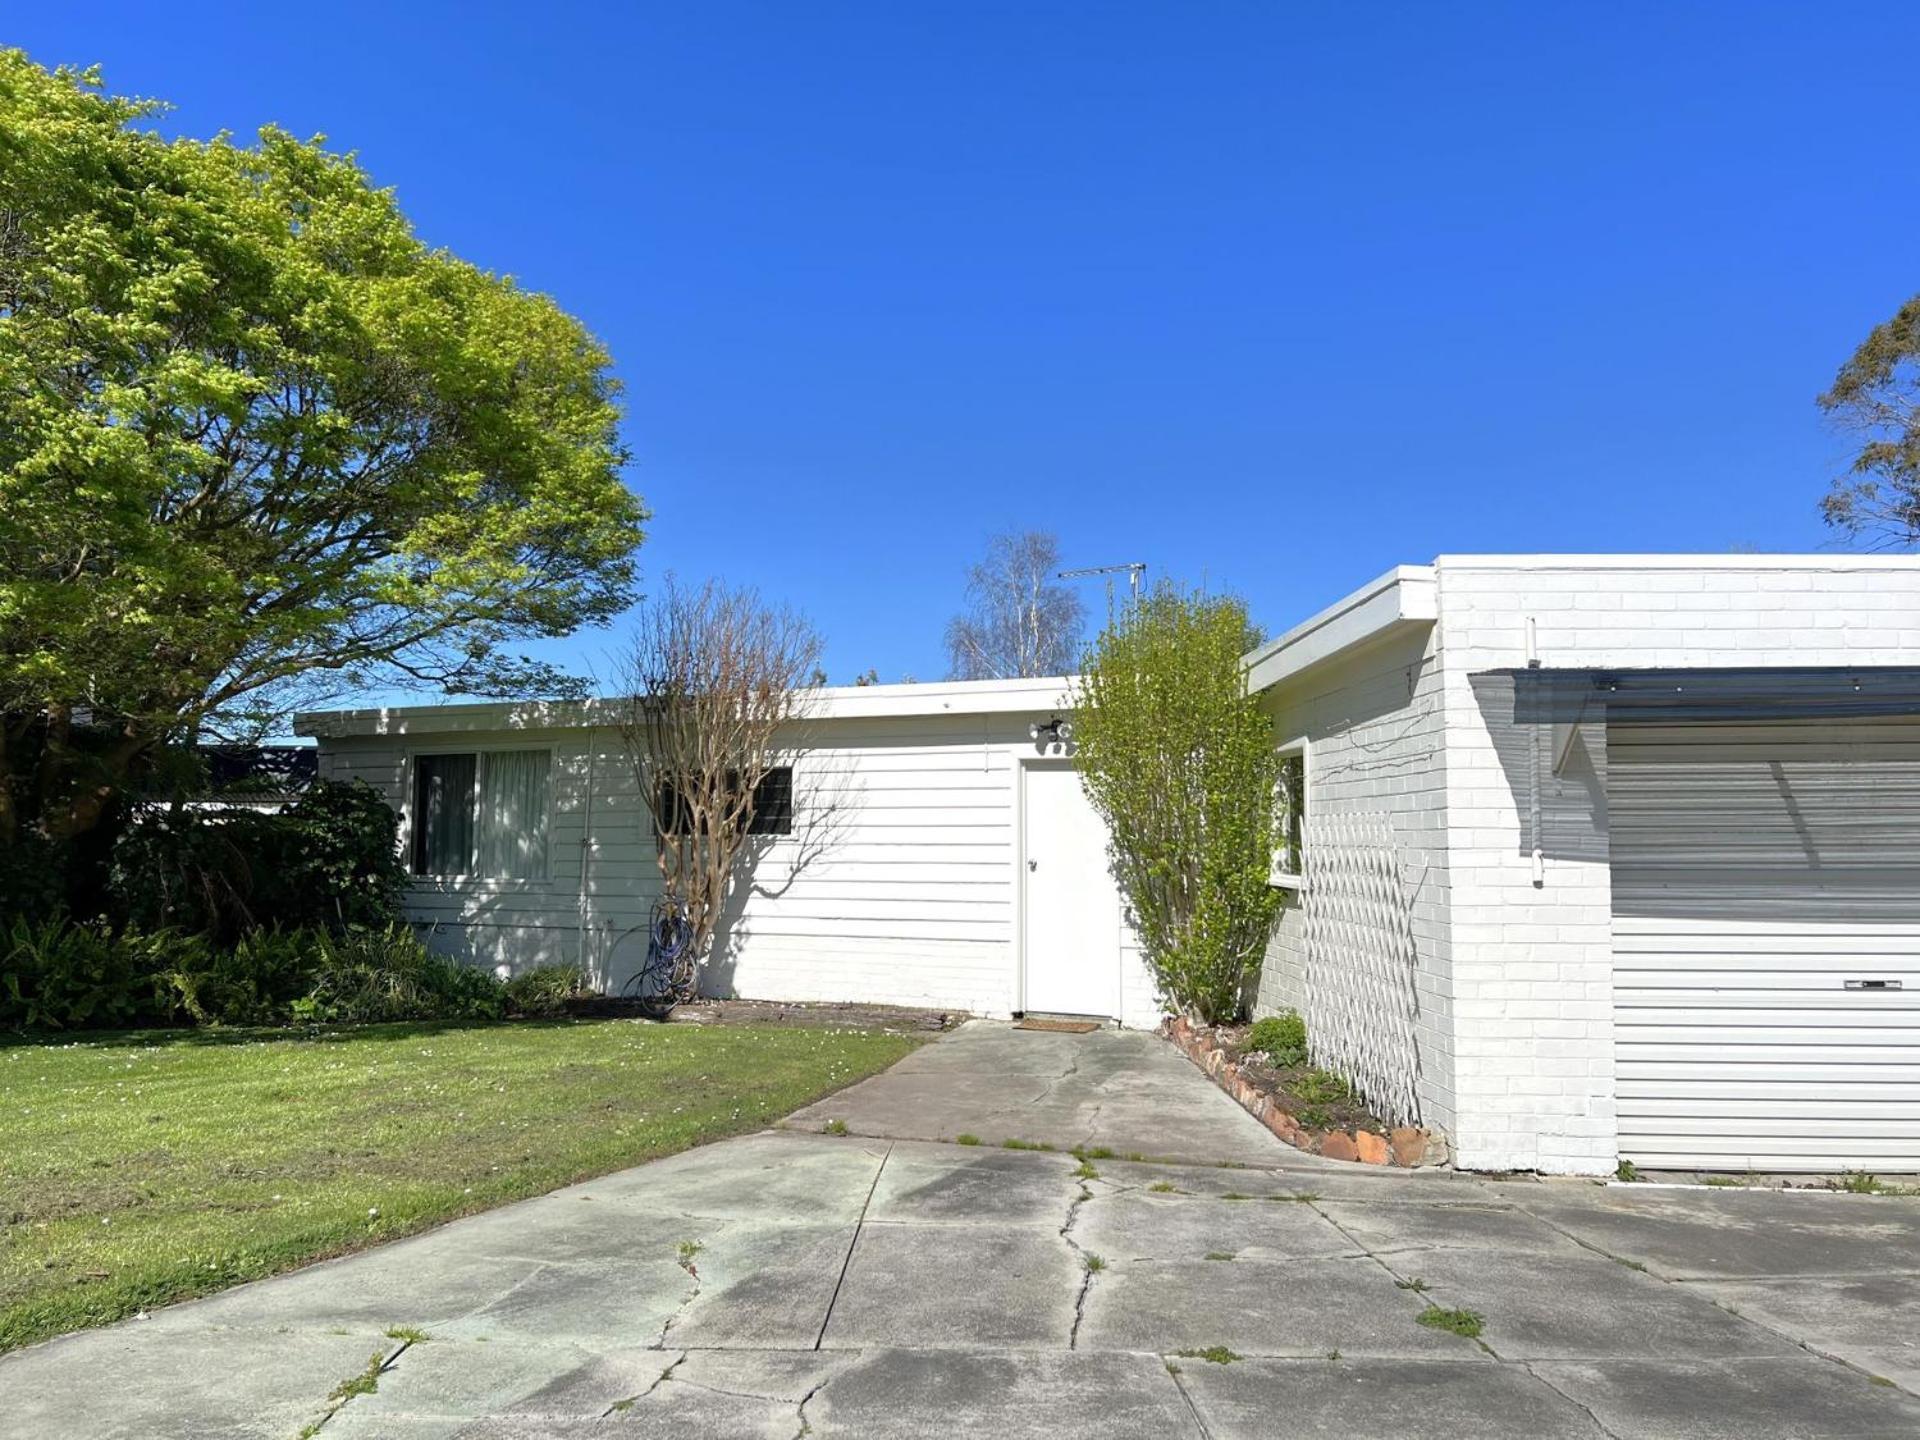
293, 927, 504, 1025
1819, 295, 1920, 547
1416, 1306, 1485, 1339
107, 781, 406, 943
1174, 1346, 1243, 1364
502, 963, 589, 1018
1615, 1159, 1641, 1183
0, 52, 646, 847
1247, 1010, 1307, 1067
0, 916, 151, 1030
153, 927, 319, 1027
1073, 584, 1283, 1024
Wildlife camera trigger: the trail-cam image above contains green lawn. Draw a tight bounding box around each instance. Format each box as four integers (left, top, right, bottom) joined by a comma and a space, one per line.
0, 1017, 922, 1352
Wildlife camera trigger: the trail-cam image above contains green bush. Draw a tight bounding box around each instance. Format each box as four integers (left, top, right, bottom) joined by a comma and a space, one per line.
153, 927, 321, 1027
1073, 584, 1283, 1024
108, 780, 407, 944
294, 926, 504, 1025
0, 916, 153, 1031
1247, 1011, 1307, 1067
503, 963, 589, 1018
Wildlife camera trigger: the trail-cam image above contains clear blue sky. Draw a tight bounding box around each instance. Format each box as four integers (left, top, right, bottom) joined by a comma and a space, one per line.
16, 4, 1920, 688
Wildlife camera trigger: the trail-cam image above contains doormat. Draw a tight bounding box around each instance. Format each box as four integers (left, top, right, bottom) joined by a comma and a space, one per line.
1015, 1017, 1101, 1033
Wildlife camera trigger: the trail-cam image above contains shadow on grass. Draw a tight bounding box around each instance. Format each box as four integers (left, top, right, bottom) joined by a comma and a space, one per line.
0, 1015, 620, 1052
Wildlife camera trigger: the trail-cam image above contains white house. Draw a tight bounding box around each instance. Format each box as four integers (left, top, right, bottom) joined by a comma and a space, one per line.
298, 553, 1920, 1177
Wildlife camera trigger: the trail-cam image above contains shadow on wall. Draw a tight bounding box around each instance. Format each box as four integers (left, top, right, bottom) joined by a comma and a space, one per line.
701, 754, 866, 999
1467, 670, 1609, 866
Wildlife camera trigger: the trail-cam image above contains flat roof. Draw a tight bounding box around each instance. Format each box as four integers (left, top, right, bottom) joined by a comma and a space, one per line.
296, 675, 1079, 738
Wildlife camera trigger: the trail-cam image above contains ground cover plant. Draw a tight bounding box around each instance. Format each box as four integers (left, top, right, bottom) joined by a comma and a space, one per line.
0, 1018, 922, 1351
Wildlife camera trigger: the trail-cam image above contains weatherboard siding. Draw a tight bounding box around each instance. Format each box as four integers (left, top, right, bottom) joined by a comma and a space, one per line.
318, 715, 1159, 1025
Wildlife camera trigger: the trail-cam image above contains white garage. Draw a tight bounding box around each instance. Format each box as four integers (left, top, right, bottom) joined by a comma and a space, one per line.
1609, 716, 1920, 1173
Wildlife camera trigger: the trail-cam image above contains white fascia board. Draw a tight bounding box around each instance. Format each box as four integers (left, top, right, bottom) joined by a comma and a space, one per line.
1241, 565, 1437, 695
294, 676, 1081, 739
1433, 552, 1920, 573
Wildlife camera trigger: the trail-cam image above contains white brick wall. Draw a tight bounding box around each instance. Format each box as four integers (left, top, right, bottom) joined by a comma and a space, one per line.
1255, 623, 1457, 1139
1434, 555, 1920, 1174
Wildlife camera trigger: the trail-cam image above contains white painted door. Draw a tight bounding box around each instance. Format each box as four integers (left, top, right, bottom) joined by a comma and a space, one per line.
1609, 718, 1920, 1173
1022, 763, 1122, 1018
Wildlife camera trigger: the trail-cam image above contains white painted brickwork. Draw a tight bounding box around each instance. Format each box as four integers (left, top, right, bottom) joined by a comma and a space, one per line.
1434, 556, 1920, 1174
1255, 623, 1457, 1138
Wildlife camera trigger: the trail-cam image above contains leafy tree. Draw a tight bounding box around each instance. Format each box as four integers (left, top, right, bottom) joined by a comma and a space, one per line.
1072, 585, 1281, 1024
945, 531, 1085, 679
1819, 294, 1920, 547
0, 53, 646, 848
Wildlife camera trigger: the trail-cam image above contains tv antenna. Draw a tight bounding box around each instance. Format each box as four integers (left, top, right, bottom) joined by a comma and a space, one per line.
1058, 561, 1147, 616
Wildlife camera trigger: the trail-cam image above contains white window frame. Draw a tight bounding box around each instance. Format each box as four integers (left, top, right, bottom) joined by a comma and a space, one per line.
1269, 735, 1309, 889
404, 743, 556, 886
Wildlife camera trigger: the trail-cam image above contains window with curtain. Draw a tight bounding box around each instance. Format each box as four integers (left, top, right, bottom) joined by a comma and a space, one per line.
411, 750, 550, 878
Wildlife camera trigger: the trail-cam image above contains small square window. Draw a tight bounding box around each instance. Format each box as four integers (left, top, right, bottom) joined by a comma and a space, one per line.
656, 766, 795, 839
1270, 742, 1307, 889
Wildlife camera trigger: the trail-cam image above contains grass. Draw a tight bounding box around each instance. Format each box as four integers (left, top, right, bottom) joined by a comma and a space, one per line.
954, 1133, 980, 1146
1082, 1252, 1106, 1273
821, 1118, 849, 1136
1416, 1305, 1485, 1339
0, 1017, 923, 1352
1002, 1137, 1055, 1152
1148, 1181, 1178, 1194
1203, 1251, 1234, 1262
1174, 1345, 1242, 1364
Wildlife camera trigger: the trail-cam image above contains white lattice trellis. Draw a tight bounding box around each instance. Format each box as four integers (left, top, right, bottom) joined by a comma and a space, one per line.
1302, 811, 1423, 1127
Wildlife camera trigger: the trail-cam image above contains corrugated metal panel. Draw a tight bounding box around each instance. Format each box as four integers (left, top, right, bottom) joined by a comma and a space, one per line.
1610, 718, 1920, 1173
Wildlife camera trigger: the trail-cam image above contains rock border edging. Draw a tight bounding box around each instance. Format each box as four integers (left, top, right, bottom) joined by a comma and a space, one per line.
1163, 1017, 1446, 1168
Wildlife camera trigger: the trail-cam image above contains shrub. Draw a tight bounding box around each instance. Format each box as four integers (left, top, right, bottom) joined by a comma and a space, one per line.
503, 964, 589, 1018
1247, 1011, 1307, 1067
108, 780, 407, 944
152, 927, 321, 1027
294, 926, 504, 1025
0, 916, 152, 1031
1073, 584, 1283, 1024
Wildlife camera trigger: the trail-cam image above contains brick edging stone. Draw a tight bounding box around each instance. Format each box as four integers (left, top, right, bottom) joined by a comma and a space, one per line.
1163, 1017, 1446, 1168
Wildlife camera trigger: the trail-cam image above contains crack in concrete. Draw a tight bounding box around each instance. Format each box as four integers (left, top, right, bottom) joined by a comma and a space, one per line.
303, 1334, 416, 1434
602, 1350, 686, 1417
792, 1374, 832, 1438
812, 1142, 892, 1351
1510, 1203, 1920, 1399
1163, 1356, 1215, 1439
1518, 1360, 1628, 1440
1059, 1180, 1098, 1349
657, 1255, 704, 1348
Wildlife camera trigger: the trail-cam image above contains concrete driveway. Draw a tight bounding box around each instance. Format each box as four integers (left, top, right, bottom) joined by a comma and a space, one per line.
4, 1023, 1919, 1439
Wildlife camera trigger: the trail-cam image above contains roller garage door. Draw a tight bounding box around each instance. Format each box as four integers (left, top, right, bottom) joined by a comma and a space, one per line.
1609, 717, 1920, 1173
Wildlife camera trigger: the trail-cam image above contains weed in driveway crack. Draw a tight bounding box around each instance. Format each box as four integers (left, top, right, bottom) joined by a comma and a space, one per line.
1416, 1305, 1484, 1339
1060, 1179, 1102, 1348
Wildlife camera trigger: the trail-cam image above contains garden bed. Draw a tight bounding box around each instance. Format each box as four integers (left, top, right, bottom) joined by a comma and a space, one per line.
1164, 1016, 1445, 1168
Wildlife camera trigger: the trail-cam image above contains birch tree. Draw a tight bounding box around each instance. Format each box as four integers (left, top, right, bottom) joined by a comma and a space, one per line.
944, 531, 1085, 679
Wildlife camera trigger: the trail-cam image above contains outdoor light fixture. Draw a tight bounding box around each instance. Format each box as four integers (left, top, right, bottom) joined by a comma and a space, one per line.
1029, 716, 1073, 747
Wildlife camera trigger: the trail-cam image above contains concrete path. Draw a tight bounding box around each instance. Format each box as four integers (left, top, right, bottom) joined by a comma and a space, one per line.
784, 1019, 1295, 1164
4, 1025, 1919, 1439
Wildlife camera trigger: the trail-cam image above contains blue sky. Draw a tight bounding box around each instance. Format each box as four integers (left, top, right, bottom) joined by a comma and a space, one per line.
16, 4, 1920, 688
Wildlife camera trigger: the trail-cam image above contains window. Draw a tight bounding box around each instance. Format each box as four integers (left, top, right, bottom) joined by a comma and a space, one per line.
1270, 740, 1307, 888
655, 766, 795, 838
411, 749, 550, 878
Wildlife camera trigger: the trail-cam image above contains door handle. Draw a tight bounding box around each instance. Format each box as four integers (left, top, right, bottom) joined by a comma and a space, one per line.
1844, 979, 1902, 991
